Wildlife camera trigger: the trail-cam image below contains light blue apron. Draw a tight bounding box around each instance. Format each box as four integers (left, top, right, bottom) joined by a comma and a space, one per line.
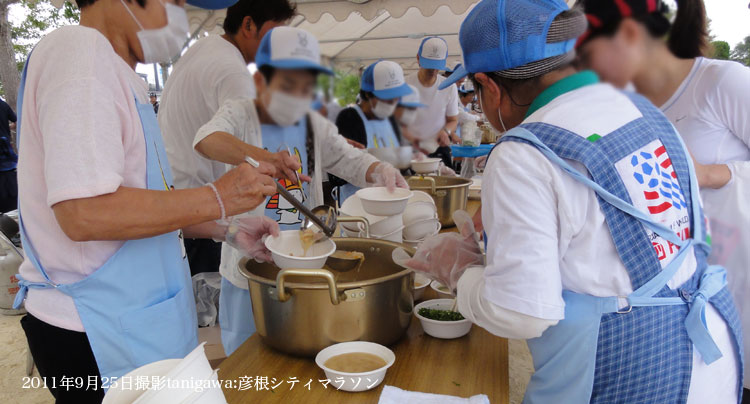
219, 117, 310, 356
494, 88, 743, 403
13, 52, 198, 383
339, 104, 398, 201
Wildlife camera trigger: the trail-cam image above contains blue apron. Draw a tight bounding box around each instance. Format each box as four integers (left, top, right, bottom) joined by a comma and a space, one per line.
219, 118, 310, 356
339, 105, 398, 201
12, 53, 198, 383
494, 90, 743, 404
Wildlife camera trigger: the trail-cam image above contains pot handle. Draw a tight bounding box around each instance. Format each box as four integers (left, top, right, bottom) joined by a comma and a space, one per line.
408, 176, 437, 195
276, 269, 341, 305
338, 216, 370, 238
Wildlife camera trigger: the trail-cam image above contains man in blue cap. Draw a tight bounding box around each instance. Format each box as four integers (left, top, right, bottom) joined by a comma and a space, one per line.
395, 0, 743, 402
404, 36, 459, 166
193, 27, 408, 355
333, 60, 413, 201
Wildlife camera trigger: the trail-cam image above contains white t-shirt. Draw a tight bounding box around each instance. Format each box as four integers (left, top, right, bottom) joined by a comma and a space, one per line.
458, 83, 738, 403
404, 74, 459, 153
17, 26, 149, 332
159, 35, 256, 189
661, 57, 750, 165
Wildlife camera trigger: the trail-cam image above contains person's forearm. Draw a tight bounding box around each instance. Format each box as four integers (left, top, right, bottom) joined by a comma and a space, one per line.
444, 117, 458, 133
195, 131, 274, 166
457, 267, 558, 339
698, 163, 732, 189
53, 186, 221, 242
183, 221, 222, 240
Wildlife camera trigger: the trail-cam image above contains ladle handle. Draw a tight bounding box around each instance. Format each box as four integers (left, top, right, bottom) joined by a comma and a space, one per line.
276, 269, 341, 305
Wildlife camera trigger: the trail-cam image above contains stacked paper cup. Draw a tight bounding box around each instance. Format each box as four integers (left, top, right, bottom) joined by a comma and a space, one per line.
402, 191, 440, 248
103, 343, 227, 404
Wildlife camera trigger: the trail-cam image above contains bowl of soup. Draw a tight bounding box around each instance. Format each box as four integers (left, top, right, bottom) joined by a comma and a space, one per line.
413, 272, 430, 301
264, 230, 336, 269
315, 341, 395, 392
430, 280, 454, 299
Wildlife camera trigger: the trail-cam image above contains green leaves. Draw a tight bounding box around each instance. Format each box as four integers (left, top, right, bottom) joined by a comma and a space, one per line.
9, 0, 79, 69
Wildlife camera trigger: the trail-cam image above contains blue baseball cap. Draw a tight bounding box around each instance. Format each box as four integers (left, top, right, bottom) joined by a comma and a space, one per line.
439, 0, 582, 90
398, 84, 427, 108
360, 61, 413, 100
445, 63, 462, 74
255, 27, 333, 75
417, 37, 449, 70
186, 0, 238, 10
458, 81, 475, 94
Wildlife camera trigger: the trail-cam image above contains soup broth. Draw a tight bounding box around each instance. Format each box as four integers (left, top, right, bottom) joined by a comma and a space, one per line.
324, 352, 387, 373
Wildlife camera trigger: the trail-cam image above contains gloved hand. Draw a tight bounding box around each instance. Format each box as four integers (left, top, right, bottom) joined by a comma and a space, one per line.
438, 162, 458, 177
370, 162, 409, 192
475, 155, 488, 170
214, 216, 280, 262
414, 152, 427, 161
392, 210, 483, 291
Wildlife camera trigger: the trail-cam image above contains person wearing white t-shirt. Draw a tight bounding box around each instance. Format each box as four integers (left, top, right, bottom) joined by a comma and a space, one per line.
159, 0, 296, 276
397, 1, 742, 402
404, 36, 459, 167
13, 0, 280, 401
578, 0, 750, 396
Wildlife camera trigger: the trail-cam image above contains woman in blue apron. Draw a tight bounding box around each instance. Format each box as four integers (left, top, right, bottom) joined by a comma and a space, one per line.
333, 60, 413, 201
398, 1, 743, 402
13, 0, 279, 402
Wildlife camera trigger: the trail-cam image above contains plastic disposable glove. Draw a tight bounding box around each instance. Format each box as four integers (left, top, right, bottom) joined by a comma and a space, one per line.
214, 216, 280, 262
370, 162, 409, 192
475, 155, 488, 170
414, 152, 427, 161
438, 162, 458, 177
392, 210, 483, 291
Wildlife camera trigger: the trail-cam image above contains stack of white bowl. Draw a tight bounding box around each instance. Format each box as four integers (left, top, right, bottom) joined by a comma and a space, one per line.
402, 191, 440, 248
340, 195, 405, 243
103, 343, 226, 404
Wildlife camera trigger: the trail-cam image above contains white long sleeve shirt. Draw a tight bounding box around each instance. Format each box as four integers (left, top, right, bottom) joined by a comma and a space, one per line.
194, 99, 378, 288
457, 82, 738, 403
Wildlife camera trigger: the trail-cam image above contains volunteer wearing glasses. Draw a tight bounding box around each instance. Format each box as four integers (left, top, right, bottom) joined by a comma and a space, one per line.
576, 0, 750, 396
396, 0, 742, 403
13, 0, 280, 401
193, 27, 408, 355
333, 60, 413, 201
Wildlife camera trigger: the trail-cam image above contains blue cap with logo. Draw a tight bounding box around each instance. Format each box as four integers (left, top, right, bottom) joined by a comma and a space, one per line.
439, 0, 582, 90
187, 0, 238, 10
360, 60, 413, 100
255, 27, 333, 75
417, 37, 449, 70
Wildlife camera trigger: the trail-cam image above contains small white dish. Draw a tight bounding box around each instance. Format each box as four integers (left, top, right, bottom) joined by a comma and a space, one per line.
356, 187, 413, 216
415, 299, 472, 339
407, 190, 435, 205
265, 230, 336, 269
133, 343, 214, 403
430, 280, 454, 299
361, 225, 404, 243
413, 272, 431, 301
403, 217, 441, 241
103, 359, 180, 404
340, 196, 402, 236
403, 201, 438, 225
410, 158, 441, 174
315, 341, 395, 392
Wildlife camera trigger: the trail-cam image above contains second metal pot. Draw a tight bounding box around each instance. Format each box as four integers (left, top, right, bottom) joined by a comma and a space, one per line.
406, 176, 472, 227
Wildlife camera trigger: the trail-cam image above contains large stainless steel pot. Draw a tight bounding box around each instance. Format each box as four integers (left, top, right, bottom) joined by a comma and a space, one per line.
406, 176, 472, 227
239, 238, 414, 357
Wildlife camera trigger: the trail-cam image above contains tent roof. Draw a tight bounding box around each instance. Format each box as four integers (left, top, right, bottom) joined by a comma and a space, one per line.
186, 0, 479, 74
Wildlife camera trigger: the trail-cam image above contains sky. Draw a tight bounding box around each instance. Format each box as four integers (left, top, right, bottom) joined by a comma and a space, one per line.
8, 0, 750, 90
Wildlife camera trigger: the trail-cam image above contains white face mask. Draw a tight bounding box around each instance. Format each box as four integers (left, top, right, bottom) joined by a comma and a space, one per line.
399, 108, 417, 126
264, 90, 310, 126
121, 0, 189, 64
372, 99, 397, 120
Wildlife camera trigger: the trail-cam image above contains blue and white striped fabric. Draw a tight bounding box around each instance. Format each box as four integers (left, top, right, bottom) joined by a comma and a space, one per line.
501, 91, 743, 403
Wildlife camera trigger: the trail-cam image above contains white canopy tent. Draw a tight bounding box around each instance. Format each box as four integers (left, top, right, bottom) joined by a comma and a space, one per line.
183, 0, 480, 74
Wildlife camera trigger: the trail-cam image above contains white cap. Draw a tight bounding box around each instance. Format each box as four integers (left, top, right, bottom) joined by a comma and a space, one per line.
418, 37, 448, 70
361, 60, 413, 99
255, 27, 332, 74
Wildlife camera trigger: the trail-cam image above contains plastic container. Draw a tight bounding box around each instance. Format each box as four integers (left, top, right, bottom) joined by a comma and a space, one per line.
430, 280, 453, 299
413, 272, 431, 301
410, 158, 441, 174
415, 299, 472, 339
403, 218, 441, 241
315, 341, 395, 392
265, 230, 336, 269
356, 187, 413, 216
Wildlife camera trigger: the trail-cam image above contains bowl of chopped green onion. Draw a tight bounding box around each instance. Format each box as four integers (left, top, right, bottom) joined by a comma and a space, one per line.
414, 299, 472, 339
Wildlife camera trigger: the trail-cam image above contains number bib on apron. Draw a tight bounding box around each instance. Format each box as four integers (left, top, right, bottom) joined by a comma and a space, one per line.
13, 53, 198, 384
260, 120, 308, 231
339, 105, 399, 201
492, 91, 743, 404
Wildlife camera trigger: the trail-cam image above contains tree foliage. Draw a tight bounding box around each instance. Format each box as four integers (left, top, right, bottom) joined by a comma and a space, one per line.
710, 41, 730, 60
317, 69, 362, 107
731, 36, 750, 67
11, 0, 79, 69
